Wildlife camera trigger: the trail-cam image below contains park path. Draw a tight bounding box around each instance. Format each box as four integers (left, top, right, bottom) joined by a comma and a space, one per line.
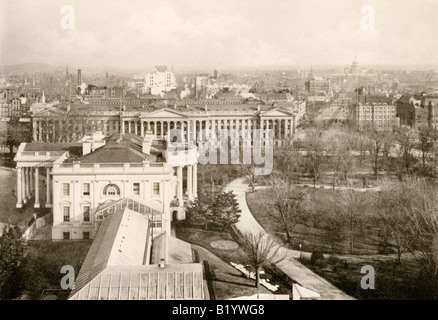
225, 177, 354, 300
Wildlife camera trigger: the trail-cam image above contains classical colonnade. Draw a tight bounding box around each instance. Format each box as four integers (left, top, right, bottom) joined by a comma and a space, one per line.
120, 117, 296, 140
16, 166, 51, 209
32, 115, 296, 143
175, 163, 197, 205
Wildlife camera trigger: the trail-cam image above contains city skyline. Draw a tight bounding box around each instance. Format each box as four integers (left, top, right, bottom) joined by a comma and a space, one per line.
1, 0, 438, 72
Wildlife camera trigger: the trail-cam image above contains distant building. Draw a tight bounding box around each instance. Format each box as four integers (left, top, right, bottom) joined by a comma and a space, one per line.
353, 102, 399, 131
305, 76, 332, 103
305, 77, 332, 95
143, 66, 176, 95
396, 93, 438, 130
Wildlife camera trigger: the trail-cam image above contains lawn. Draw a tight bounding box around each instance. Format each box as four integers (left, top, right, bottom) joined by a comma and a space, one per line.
246, 187, 382, 254
300, 254, 433, 300
174, 222, 292, 299
0, 240, 92, 300
246, 187, 438, 299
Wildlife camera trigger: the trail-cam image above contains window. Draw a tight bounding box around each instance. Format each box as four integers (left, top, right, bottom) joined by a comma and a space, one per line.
63, 206, 70, 222
153, 182, 160, 196
62, 183, 70, 197
83, 206, 90, 222
152, 220, 162, 229
133, 183, 140, 196
83, 232, 90, 240
103, 184, 120, 196
83, 183, 90, 196
63, 232, 70, 240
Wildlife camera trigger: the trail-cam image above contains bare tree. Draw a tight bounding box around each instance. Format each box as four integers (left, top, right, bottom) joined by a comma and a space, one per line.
351, 130, 369, 168
393, 127, 418, 174
268, 177, 309, 244
273, 142, 304, 183
328, 132, 355, 188
337, 188, 368, 254
375, 177, 438, 279
239, 162, 258, 193
367, 129, 394, 176
374, 178, 413, 263
302, 128, 326, 187
241, 232, 286, 288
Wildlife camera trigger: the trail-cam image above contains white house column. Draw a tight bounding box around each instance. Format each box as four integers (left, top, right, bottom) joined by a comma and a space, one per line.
22, 167, 27, 204
177, 166, 183, 206
16, 167, 23, 208
45, 167, 51, 208
292, 116, 296, 134
26, 167, 31, 200
193, 163, 197, 198
134, 121, 138, 135
128, 121, 132, 134
37, 121, 42, 142
34, 167, 40, 208
33, 121, 37, 142
140, 121, 144, 136
154, 122, 157, 135
23, 167, 27, 200
121, 120, 125, 134
187, 165, 193, 200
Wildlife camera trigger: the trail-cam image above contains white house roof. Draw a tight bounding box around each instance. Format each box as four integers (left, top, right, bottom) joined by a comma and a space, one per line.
69, 204, 205, 300
69, 208, 150, 299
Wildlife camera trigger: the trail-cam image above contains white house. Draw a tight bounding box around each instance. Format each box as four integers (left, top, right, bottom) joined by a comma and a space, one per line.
14, 131, 198, 240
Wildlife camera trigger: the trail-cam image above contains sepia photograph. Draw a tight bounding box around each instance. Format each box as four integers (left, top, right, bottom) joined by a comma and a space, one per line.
0, 0, 438, 308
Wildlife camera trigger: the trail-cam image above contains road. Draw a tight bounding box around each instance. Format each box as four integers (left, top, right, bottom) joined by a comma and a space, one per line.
225, 178, 355, 300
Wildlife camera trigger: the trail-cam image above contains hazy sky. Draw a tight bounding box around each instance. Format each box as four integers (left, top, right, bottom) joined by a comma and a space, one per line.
1, 0, 437, 72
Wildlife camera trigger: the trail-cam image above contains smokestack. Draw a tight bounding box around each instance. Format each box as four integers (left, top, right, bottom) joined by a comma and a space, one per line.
78, 69, 82, 86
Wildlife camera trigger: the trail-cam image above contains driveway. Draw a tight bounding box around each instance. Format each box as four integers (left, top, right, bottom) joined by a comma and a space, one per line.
225, 177, 355, 300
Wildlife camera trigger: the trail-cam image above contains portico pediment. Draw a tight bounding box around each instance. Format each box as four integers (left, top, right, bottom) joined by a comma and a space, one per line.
260, 108, 292, 117
140, 108, 188, 119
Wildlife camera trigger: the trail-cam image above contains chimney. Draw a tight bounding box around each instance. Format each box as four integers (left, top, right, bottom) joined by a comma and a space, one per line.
78, 69, 82, 86
159, 258, 165, 268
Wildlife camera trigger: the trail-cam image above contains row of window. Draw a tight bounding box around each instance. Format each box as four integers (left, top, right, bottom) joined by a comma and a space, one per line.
63, 231, 90, 240
62, 182, 160, 197
62, 221, 163, 240
63, 206, 90, 222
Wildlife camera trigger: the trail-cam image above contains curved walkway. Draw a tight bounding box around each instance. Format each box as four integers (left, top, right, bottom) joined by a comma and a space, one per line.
225, 177, 354, 300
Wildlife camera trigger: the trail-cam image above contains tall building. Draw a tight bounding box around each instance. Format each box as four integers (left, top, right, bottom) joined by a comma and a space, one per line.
353, 102, 399, 131
143, 66, 176, 95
